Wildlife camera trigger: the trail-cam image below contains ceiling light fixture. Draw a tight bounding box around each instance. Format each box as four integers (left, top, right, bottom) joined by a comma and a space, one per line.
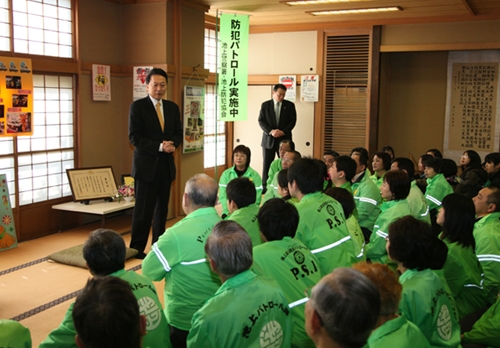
307, 6, 402, 15
283, 0, 373, 6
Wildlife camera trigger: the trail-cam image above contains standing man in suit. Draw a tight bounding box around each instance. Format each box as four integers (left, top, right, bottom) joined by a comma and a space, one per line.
129, 68, 183, 259
258, 83, 297, 193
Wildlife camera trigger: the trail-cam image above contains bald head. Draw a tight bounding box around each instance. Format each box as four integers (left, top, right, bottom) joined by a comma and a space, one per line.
184, 174, 218, 210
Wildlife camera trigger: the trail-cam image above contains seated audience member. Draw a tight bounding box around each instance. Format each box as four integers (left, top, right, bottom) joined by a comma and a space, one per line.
323, 150, 340, 170
387, 216, 461, 348
381, 145, 395, 160
365, 171, 411, 264
263, 150, 301, 203
423, 156, 453, 227
276, 169, 296, 202
391, 157, 431, 224
327, 155, 357, 193
265, 139, 294, 193
370, 151, 392, 189
352, 262, 430, 348
0, 319, 32, 348
187, 220, 293, 348
483, 152, 500, 189
325, 187, 365, 261
288, 158, 356, 274
350, 147, 382, 241
143, 174, 221, 347
253, 198, 323, 348
442, 158, 460, 188
459, 150, 488, 188
472, 187, 500, 305
225, 177, 261, 247
40, 229, 171, 348
436, 194, 488, 320
73, 277, 145, 348
305, 268, 380, 348
218, 145, 262, 218
417, 154, 433, 179
426, 148, 443, 158
462, 297, 500, 347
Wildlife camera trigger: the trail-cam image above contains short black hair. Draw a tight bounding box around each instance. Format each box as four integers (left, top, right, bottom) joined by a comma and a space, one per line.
350, 147, 369, 166
372, 152, 392, 171
83, 229, 126, 276
440, 193, 476, 248
324, 150, 340, 158
73, 277, 141, 348
233, 144, 251, 168
273, 84, 287, 92
334, 155, 357, 182
145, 68, 168, 84
226, 177, 256, 208
441, 158, 458, 178
391, 157, 415, 178
387, 216, 448, 270
277, 169, 292, 200
426, 148, 443, 158
485, 152, 500, 165
280, 139, 295, 151
423, 157, 442, 173
287, 157, 326, 194
381, 145, 395, 158
325, 187, 355, 218
384, 170, 410, 200
258, 198, 299, 241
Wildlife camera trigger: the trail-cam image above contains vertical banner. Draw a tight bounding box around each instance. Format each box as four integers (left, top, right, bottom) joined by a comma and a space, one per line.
218, 14, 249, 122
301, 75, 319, 102
0, 57, 33, 136
279, 75, 296, 101
183, 85, 205, 153
444, 51, 500, 161
92, 64, 111, 101
0, 174, 17, 252
133, 66, 154, 101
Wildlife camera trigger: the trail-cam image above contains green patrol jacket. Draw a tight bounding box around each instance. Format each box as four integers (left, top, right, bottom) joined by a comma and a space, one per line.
266, 158, 282, 190
365, 313, 430, 348
187, 270, 293, 348
39, 269, 171, 348
294, 191, 357, 275
262, 171, 280, 204
462, 297, 500, 347
352, 169, 382, 231
408, 181, 431, 224
142, 207, 222, 331
369, 172, 385, 190
347, 215, 366, 261
441, 236, 488, 320
366, 199, 411, 264
226, 203, 262, 247
473, 211, 500, 304
218, 166, 263, 216
399, 269, 462, 348
253, 237, 323, 348
425, 173, 453, 212
0, 319, 31, 348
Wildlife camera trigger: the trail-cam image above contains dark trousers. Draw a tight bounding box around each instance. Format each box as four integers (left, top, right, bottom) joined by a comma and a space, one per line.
170, 326, 189, 348
262, 145, 280, 190
129, 159, 171, 254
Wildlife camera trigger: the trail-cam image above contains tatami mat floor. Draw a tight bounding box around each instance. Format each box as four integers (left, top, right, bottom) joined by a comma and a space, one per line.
0, 213, 182, 346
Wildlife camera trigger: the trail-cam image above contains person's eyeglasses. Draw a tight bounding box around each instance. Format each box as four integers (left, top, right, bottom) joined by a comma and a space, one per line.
304, 286, 324, 326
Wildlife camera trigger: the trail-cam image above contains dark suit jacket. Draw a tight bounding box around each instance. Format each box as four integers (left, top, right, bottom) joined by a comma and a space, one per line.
129, 96, 183, 182
258, 99, 297, 149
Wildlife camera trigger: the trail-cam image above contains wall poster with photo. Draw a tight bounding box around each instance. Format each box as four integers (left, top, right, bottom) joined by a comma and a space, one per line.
0, 57, 34, 137
183, 85, 205, 153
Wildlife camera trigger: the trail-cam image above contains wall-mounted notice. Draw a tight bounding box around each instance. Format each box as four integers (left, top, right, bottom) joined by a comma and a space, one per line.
279, 75, 296, 102
300, 75, 319, 102
92, 64, 111, 101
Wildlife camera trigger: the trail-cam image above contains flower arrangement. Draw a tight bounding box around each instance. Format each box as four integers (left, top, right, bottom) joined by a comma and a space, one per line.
113, 183, 135, 202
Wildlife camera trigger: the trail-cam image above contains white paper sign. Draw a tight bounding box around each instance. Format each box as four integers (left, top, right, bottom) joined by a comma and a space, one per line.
279, 75, 296, 102
301, 75, 319, 102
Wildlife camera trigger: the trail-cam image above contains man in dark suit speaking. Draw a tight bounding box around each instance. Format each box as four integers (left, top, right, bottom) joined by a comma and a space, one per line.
128, 68, 183, 259
258, 83, 297, 192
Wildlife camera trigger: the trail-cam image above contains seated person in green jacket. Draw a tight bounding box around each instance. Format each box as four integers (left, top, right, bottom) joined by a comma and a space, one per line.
262, 150, 301, 203
254, 198, 323, 348
423, 156, 453, 231
462, 297, 500, 347
73, 276, 145, 348
187, 220, 293, 348
0, 319, 32, 348
40, 229, 171, 348
265, 139, 295, 193
305, 268, 380, 348
225, 177, 261, 247
353, 262, 430, 348
328, 155, 356, 193
370, 151, 391, 189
